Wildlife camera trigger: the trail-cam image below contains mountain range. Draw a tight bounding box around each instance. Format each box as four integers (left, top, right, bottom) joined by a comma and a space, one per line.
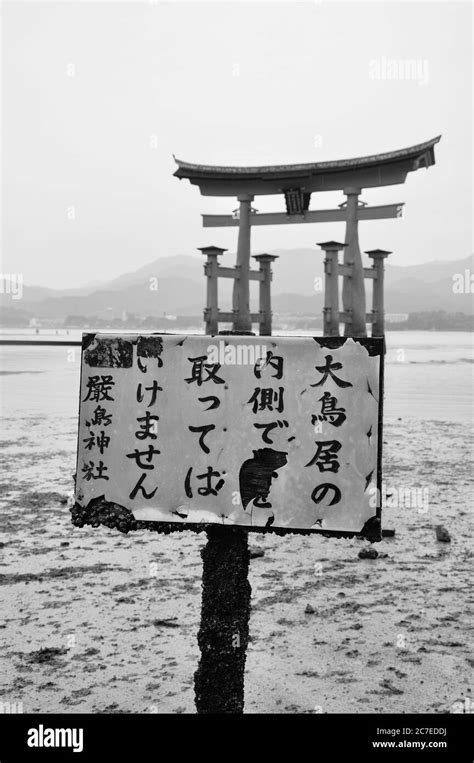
1, 251, 472, 321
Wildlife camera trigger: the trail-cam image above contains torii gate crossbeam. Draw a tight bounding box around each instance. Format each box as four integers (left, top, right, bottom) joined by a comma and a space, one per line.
174, 136, 440, 336
202, 203, 404, 228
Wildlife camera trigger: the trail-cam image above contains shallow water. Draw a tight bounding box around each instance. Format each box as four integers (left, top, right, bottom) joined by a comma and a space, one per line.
1, 330, 472, 423
0, 330, 472, 714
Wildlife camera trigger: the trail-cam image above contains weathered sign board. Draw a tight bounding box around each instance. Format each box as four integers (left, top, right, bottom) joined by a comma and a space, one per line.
74, 333, 383, 538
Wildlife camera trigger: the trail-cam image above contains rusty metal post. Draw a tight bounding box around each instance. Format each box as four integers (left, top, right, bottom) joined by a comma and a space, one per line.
194, 329, 255, 714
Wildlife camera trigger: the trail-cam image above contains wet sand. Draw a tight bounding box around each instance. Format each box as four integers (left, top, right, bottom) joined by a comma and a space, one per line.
0, 412, 472, 713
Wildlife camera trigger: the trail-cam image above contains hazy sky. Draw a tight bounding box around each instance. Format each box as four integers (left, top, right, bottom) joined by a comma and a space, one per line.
2, 1, 472, 288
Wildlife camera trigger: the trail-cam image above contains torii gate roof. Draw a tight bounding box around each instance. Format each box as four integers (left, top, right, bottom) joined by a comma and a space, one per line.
174, 135, 441, 196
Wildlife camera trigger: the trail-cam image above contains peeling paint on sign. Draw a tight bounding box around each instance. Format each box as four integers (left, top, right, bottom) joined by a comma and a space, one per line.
74, 334, 384, 537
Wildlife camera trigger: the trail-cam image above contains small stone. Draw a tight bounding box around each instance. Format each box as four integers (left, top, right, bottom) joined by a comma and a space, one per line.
358, 547, 378, 560
379, 679, 404, 695
249, 547, 265, 559
305, 603, 315, 614
435, 525, 451, 543
152, 618, 179, 628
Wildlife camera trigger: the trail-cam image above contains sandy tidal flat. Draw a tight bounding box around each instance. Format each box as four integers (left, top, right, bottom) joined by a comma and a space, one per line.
0, 410, 472, 713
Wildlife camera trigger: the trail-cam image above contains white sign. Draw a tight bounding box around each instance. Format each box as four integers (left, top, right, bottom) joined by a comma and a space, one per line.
75, 334, 383, 536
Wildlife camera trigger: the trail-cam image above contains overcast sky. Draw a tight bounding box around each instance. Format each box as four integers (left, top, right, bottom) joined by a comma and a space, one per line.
2, 1, 472, 289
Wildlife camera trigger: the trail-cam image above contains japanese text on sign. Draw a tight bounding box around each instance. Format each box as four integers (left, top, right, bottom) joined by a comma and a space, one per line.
75, 334, 383, 535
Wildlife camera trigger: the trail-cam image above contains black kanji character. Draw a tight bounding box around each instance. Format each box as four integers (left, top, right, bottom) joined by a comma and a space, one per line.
83, 432, 95, 451
83, 375, 115, 402
83, 430, 110, 454
310, 355, 352, 388
311, 391, 346, 428
81, 460, 109, 481
185, 356, 225, 386
90, 405, 112, 427
305, 441, 342, 473
254, 351, 284, 380
247, 387, 284, 414
96, 430, 110, 454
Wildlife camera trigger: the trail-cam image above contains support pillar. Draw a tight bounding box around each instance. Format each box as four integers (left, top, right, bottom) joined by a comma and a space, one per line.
198, 245, 227, 334
318, 241, 346, 336
342, 187, 366, 337
232, 194, 254, 332
253, 253, 278, 336
194, 330, 254, 715
366, 249, 391, 337
194, 525, 250, 713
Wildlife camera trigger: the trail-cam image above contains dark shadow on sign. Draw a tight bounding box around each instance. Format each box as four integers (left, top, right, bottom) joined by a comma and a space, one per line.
239, 448, 288, 510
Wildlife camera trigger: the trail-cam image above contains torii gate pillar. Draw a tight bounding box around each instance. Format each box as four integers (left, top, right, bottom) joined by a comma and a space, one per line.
232, 194, 254, 331
253, 253, 278, 336
318, 241, 346, 337
366, 248, 391, 336
342, 187, 366, 337
199, 245, 227, 334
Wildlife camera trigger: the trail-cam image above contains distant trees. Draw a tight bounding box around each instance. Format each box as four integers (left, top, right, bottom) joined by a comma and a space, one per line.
54, 310, 474, 333
0, 307, 32, 326
64, 315, 90, 328
61, 314, 203, 330
387, 311, 473, 331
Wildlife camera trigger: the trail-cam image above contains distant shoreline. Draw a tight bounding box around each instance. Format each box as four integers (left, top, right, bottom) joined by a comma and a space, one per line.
1, 310, 472, 336
0, 327, 473, 346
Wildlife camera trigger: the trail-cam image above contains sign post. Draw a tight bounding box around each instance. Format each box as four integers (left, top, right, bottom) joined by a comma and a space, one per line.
194, 329, 253, 714
194, 524, 250, 713
72, 331, 384, 711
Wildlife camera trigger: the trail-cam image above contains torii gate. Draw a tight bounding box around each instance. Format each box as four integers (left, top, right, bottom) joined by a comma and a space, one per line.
174, 136, 440, 337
